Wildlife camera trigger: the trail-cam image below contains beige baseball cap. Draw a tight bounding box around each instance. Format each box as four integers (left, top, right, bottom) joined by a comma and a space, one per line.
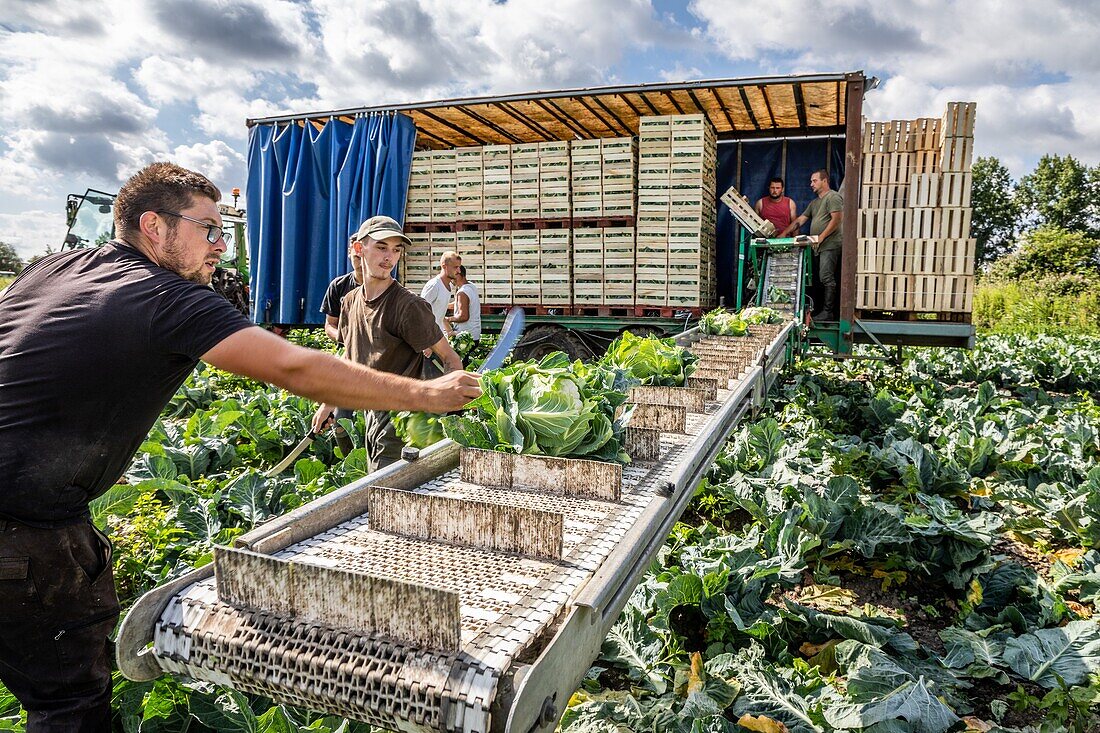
353, 215, 412, 246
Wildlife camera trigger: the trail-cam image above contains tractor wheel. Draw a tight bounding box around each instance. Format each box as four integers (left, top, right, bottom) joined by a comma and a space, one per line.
211, 268, 249, 317
514, 325, 592, 362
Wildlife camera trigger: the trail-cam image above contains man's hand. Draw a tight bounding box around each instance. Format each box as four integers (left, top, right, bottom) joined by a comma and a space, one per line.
418, 371, 482, 412
311, 404, 335, 434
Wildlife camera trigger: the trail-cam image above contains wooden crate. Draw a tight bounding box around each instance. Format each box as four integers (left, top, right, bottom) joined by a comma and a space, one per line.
860, 183, 908, 209
941, 238, 976, 276
910, 239, 940, 274
913, 149, 939, 174
942, 102, 976, 138
941, 275, 974, 312
940, 136, 973, 172
938, 208, 972, 239
857, 238, 883, 273
908, 173, 940, 208
908, 208, 940, 239
914, 274, 943, 311
858, 209, 910, 239
911, 118, 941, 150
856, 273, 887, 309
880, 238, 911, 273
939, 172, 972, 207
883, 273, 915, 310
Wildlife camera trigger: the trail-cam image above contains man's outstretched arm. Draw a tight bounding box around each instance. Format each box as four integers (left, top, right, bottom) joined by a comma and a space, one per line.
202, 326, 480, 413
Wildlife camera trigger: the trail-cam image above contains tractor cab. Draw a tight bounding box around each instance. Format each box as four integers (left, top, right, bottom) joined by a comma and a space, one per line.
62, 188, 251, 316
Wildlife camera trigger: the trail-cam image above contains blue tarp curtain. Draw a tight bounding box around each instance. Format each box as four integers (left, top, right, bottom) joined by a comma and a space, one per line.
715, 137, 845, 304
246, 112, 417, 325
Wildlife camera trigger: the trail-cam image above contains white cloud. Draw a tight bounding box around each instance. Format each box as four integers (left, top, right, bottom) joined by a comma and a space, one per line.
170, 140, 248, 197
0, 209, 67, 261
688, 0, 1100, 175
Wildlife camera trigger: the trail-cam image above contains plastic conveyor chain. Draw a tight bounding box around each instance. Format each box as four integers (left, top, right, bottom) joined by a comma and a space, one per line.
117, 320, 798, 733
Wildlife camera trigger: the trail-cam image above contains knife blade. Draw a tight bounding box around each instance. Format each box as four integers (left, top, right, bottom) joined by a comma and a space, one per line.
479, 307, 525, 373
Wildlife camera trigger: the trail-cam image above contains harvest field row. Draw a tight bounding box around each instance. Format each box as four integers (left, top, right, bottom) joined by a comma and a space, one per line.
1, 332, 1099, 731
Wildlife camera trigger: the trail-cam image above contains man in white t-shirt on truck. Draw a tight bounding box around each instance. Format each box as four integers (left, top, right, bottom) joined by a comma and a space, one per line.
444, 265, 481, 344
420, 250, 461, 333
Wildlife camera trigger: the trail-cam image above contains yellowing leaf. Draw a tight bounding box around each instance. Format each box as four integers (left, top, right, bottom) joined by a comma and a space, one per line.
687, 651, 706, 695
1066, 600, 1093, 619
962, 715, 993, 732
805, 638, 841, 674
872, 568, 908, 591
738, 714, 790, 733
1053, 547, 1087, 566
798, 584, 857, 612
967, 578, 983, 607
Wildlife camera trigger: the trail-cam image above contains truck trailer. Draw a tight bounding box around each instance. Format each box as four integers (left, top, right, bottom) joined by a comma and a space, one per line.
245, 71, 975, 356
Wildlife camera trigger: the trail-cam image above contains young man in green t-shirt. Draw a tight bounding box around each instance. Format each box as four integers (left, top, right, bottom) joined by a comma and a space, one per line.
781, 168, 843, 320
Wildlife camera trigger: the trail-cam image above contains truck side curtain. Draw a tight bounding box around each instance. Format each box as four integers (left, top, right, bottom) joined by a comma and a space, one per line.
246, 113, 417, 325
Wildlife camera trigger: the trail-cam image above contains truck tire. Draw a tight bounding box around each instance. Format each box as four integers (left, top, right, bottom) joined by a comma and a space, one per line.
515, 325, 592, 362
619, 325, 665, 339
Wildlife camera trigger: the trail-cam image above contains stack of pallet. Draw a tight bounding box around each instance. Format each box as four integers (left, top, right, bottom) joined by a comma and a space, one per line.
636, 115, 717, 307
857, 102, 976, 314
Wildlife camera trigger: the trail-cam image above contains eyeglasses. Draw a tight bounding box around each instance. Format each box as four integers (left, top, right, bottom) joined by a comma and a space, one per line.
156, 211, 225, 245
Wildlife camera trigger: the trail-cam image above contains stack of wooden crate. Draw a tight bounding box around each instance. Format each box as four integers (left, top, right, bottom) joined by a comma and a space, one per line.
400, 231, 432, 292
539, 229, 571, 306
857, 102, 976, 314
406, 152, 433, 222
570, 140, 603, 217
483, 230, 512, 304
457, 230, 485, 291
430, 151, 456, 222
569, 226, 636, 306
603, 226, 636, 306
602, 138, 637, 216
538, 142, 570, 218
510, 144, 540, 219
636, 114, 717, 307
482, 146, 511, 220
455, 147, 483, 220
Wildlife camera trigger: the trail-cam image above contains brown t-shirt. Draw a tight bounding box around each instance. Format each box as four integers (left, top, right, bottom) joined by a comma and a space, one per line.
338, 280, 442, 378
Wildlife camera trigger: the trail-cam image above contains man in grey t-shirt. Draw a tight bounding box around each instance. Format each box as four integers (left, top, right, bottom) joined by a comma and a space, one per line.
781, 168, 843, 320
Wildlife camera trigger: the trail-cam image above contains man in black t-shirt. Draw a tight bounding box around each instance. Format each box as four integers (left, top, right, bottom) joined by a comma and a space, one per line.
320, 239, 363, 344
320, 239, 363, 456
0, 163, 480, 731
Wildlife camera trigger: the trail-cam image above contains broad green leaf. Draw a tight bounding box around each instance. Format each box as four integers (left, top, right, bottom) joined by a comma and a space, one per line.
1003, 619, 1100, 688
600, 606, 668, 693
824, 678, 960, 733
89, 484, 144, 527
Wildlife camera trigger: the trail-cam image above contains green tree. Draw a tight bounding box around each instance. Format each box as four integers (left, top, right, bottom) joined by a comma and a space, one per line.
970, 156, 1020, 266
1015, 154, 1100, 236
0, 241, 23, 274
989, 225, 1100, 281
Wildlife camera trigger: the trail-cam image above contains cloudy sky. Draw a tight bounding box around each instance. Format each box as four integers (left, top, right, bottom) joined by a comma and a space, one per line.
1, 0, 1097, 260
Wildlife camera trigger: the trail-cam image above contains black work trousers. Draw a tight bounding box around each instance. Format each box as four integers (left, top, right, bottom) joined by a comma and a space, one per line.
0, 518, 119, 732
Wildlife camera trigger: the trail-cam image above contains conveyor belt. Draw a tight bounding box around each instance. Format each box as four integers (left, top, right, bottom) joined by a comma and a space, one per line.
117, 321, 797, 733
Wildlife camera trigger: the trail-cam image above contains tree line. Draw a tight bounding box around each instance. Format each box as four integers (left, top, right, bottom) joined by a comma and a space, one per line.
972, 154, 1100, 265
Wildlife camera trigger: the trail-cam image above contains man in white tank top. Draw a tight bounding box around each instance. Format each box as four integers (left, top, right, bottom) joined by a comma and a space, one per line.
445, 265, 481, 341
